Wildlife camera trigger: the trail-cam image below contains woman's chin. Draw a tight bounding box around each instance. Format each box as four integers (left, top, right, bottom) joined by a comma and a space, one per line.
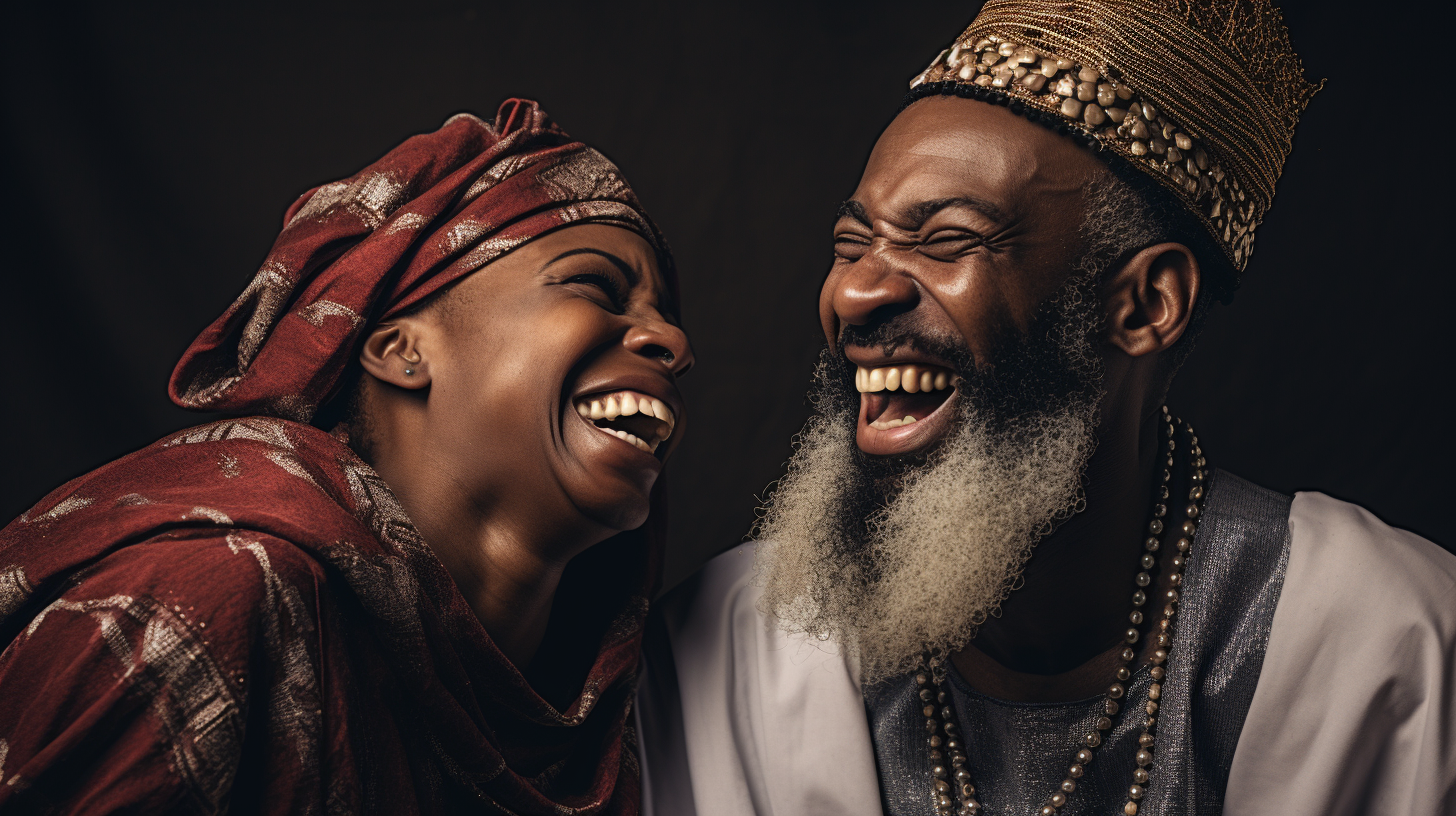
563, 411, 664, 527
574, 488, 653, 536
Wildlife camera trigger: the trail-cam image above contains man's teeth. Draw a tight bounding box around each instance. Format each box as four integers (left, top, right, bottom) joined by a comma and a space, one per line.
573, 390, 675, 453
854, 365, 952, 393
869, 415, 919, 431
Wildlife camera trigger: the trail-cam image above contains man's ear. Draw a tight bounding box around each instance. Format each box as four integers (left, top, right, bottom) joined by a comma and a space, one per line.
359, 319, 431, 389
1100, 242, 1200, 358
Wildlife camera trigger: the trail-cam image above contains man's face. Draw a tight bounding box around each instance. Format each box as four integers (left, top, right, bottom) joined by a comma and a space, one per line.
757, 96, 1111, 680
823, 95, 1105, 456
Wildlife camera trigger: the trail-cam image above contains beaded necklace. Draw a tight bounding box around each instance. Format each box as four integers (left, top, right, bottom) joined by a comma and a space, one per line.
919, 407, 1207, 816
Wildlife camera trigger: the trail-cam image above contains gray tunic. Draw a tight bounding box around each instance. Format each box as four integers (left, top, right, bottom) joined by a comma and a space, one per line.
864, 471, 1292, 815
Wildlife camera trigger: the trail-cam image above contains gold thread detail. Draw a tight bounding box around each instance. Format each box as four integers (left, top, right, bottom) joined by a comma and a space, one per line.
910, 0, 1320, 273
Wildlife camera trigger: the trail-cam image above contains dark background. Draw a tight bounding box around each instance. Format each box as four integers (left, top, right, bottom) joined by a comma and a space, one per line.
2, 0, 1451, 589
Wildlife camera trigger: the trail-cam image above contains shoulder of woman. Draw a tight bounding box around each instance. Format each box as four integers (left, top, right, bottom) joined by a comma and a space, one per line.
84, 527, 332, 626
0, 529, 329, 812
2, 417, 370, 601
3, 528, 331, 694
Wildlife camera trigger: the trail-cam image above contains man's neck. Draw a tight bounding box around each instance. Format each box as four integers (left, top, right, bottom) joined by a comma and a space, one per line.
954, 407, 1183, 700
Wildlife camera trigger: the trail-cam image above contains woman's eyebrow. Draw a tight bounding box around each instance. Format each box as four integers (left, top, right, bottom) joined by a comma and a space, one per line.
542, 247, 641, 287
545, 245, 679, 324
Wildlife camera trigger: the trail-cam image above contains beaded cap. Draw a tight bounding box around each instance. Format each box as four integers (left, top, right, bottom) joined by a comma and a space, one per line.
910, 0, 1321, 273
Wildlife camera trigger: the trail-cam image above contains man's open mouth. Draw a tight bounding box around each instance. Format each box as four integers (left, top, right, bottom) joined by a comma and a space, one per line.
574, 390, 676, 455
855, 364, 956, 429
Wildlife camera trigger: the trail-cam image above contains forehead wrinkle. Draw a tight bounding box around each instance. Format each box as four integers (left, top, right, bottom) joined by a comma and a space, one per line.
894, 122, 1022, 188
859, 151, 1018, 234
874, 100, 1098, 217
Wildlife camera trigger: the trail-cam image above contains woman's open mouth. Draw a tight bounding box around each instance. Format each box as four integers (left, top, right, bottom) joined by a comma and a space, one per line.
573, 390, 676, 456
854, 363, 958, 455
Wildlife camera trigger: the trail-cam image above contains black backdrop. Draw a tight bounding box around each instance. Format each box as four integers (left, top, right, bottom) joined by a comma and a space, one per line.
2, 0, 1451, 588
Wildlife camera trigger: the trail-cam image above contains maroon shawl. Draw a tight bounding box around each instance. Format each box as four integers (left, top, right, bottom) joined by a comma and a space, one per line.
0, 100, 668, 815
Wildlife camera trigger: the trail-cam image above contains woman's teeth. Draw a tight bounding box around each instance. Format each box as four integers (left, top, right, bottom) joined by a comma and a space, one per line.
599, 427, 657, 454
574, 390, 675, 454
578, 392, 675, 426
854, 364, 952, 394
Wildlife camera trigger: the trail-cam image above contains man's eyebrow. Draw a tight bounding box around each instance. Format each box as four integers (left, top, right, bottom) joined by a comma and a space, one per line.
905, 196, 1007, 225
543, 247, 641, 287
837, 200, 871, 226
836, 196, 1007, 228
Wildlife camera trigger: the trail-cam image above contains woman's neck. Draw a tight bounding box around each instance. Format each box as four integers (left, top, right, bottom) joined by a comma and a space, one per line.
350, 414, 606, 671
420, 510, 574, 669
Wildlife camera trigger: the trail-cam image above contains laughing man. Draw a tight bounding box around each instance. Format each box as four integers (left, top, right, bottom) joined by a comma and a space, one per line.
635, 2, 1456, 815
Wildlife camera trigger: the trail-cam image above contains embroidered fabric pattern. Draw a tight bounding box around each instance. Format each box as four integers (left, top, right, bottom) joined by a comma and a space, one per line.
0, 417, 659, 814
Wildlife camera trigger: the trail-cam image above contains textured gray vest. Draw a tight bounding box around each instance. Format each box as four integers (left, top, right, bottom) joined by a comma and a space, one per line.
864, 470, 1292, 815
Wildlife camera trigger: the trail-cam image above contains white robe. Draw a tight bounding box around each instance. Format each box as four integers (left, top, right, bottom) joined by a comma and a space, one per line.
635, 492, 1456, 815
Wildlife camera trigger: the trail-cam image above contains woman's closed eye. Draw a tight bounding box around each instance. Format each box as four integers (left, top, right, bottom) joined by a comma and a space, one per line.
566, 273, 626, 309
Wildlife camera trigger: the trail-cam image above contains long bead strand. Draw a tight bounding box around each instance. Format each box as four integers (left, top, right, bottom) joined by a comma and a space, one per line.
921, 408, 1208, 816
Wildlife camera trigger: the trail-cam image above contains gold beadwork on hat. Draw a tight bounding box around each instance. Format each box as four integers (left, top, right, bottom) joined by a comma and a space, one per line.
910, 0, 1321, 273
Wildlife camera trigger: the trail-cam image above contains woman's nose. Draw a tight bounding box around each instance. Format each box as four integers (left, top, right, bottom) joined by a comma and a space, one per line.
625, 319, 694, 377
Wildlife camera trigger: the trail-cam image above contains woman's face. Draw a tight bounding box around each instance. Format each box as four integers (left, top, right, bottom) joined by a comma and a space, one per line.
419, 223, 691, 535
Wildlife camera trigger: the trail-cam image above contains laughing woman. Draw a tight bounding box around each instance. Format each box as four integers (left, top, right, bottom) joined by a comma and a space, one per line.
0, 100, 690, 815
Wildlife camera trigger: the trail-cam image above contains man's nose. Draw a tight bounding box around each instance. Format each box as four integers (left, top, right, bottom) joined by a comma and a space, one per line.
829, 252, 921, 328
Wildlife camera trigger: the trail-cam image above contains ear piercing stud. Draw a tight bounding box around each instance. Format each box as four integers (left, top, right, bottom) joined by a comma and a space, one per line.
404, 368, 415, 376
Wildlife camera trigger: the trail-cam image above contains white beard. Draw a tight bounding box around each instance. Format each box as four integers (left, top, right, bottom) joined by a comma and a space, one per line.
754, 275, 1103, 684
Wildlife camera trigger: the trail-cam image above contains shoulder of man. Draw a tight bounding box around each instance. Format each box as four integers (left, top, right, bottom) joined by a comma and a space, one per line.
637, 542, 883, 816
0, 529, 329, 814
1226, 492, 1456, 816
655, 542, 760, 636
1284, 491, 1455, 629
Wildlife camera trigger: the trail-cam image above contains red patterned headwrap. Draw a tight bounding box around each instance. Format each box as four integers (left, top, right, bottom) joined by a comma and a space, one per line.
170, 98, 670, 421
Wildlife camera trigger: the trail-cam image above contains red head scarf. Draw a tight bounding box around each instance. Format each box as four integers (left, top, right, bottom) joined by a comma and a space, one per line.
170, 98, 672, 421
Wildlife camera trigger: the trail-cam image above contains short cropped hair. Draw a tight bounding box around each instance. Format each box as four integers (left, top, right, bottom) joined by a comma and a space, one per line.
1079, 158, 1235, 392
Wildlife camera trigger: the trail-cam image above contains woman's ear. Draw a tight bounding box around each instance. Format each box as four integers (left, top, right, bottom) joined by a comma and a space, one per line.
1101, 242, 1201, 359
359, 319, 431, 389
